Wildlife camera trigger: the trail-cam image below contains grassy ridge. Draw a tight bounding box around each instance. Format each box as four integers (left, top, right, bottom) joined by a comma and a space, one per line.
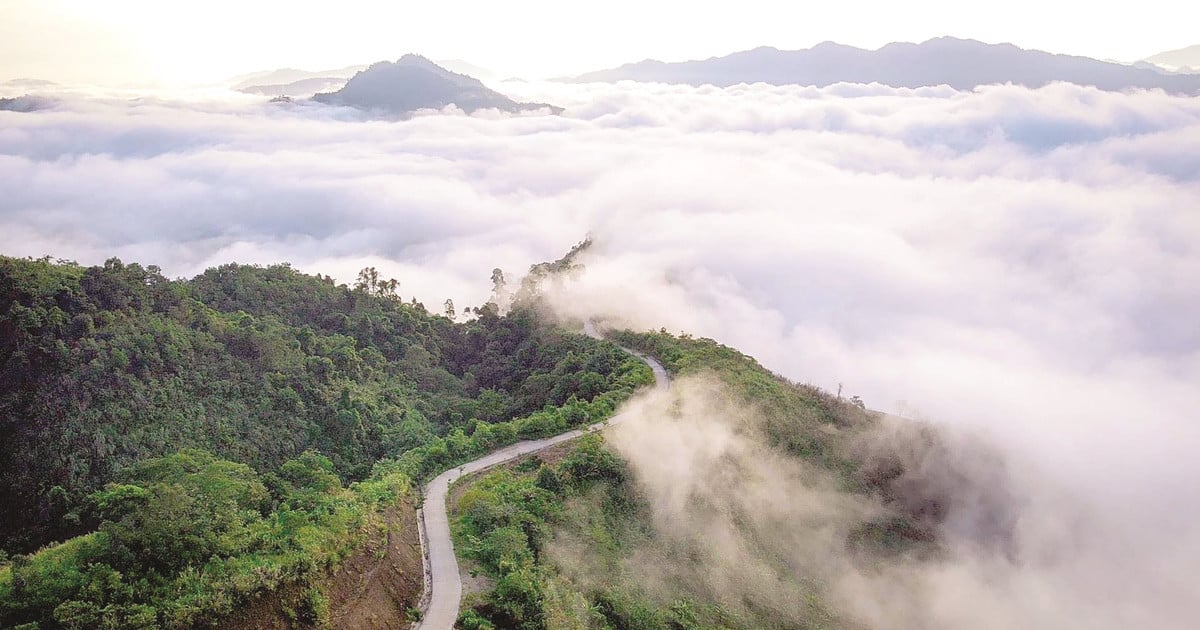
608, 330, 870, 483
448, 330, 878, 630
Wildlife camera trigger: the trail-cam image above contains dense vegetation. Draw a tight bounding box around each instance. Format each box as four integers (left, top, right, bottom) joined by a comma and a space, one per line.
446, 328, 960, 628
449, 330, 917, 630
452, 436, 671, 630
608, 330, 869, 485
0, 254, 649, 629
0, 449, 408, 629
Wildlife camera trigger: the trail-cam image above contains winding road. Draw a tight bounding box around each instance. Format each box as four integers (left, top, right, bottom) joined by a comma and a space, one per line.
414, 325, 669, 629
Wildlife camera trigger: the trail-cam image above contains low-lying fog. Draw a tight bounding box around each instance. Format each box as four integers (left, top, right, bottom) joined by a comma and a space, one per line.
2, 78, 1196, 627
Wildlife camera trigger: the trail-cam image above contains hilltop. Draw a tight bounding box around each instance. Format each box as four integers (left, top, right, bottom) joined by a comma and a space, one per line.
312, 55, 560, 116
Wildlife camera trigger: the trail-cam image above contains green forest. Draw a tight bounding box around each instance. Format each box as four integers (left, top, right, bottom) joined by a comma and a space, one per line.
0, 253, 650, 629
447, 331, 933, 630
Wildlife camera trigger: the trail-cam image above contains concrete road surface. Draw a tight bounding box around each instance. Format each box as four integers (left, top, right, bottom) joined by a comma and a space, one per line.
414, 325, 669, 629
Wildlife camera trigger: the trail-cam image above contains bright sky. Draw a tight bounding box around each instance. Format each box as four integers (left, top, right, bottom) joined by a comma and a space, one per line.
2, 0, 1197, 85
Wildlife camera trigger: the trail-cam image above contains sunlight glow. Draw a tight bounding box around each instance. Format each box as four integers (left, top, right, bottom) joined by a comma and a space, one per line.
1, 0, 1198, 86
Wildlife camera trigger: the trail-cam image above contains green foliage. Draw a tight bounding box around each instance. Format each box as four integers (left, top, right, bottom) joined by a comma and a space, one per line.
0, 254, 651, 628
451, 438, 646, 630
452, 438, 755, 630
0, 450, 403, 629
458, 607, 498, 630
534, 466, 563, 494
453, 331, 877, 630
610, 330, 870, 484
0, 256, 645, 554
298, 586, 330, 627
559, 434, 626, 488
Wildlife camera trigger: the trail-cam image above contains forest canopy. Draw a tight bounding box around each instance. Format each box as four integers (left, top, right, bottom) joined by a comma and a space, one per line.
0, 253, 649, 629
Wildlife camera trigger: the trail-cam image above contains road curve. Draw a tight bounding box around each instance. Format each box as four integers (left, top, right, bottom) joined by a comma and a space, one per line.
414, 326, 668, 629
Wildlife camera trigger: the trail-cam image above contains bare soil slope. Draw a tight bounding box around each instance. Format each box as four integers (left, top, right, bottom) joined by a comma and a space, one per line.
222, 502, 422, 630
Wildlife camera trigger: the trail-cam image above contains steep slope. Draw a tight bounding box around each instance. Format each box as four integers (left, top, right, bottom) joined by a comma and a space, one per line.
312, 55, 559, 115
220, 501, 422, 630
572, 37, 1200, 94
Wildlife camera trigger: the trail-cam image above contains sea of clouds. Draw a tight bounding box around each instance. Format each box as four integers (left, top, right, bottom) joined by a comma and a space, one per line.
2, 78, 1198, 627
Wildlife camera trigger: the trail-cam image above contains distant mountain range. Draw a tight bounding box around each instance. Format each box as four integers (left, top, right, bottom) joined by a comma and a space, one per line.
570, 37, 1200, 94
240, 77, 351, 98
311, 55, 558, 116
231, 65, 367, 91
1143, 44, 1200, 73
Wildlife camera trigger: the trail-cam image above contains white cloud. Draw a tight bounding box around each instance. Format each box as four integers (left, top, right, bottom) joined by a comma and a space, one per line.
1, 80, 1198, 626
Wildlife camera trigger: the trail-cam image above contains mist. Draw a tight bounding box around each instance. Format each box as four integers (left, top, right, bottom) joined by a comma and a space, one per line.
2, 79, 1198, 626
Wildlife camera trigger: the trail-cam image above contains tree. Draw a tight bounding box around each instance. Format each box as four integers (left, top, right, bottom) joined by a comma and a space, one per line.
354, 267, 379, 293
490, 268, 507, 310
444, 299, 456, 320
378, 277, 399, 300
534, 465, 562, 494
354, 267, 399, 299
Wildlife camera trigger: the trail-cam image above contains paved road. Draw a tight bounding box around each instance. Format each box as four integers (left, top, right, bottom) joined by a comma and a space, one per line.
414, 326, 669, 629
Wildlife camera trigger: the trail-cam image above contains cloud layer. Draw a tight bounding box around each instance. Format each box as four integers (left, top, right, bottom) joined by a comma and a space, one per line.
2, 79, 1198, 626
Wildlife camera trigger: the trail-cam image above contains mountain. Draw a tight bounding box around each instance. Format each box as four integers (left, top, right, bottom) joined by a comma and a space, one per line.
230, 64, 367, 90
312, 54, 559, 115
239, 76, 350, 97
435, 58, 497, 81
1143, 44, 1200, 73
0, 95, 55, 112
571, 37, 1200, 94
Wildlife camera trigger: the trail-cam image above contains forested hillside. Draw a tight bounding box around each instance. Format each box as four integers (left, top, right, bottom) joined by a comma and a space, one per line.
449, 331, 944, 630
0, 254, 650, 629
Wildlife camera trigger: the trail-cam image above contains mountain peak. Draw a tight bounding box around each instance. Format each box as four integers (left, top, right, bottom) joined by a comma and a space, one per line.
312, 55, 560, 116
397, 53, 440, 68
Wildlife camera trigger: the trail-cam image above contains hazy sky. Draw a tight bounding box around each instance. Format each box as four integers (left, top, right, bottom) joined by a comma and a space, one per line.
2, 0, 1197, 85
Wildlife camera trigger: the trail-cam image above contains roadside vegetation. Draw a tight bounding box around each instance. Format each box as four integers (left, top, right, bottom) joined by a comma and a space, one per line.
0, 253, 647, 629
607, 330, 870, 485
449, 330, 937, 630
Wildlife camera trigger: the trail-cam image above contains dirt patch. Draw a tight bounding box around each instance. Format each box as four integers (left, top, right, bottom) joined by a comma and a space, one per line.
219, 583, 307, 630
524, 440, 580, 467
221, 500, 422, 630
459, 562, 496, 603
327, 501, 423, 629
